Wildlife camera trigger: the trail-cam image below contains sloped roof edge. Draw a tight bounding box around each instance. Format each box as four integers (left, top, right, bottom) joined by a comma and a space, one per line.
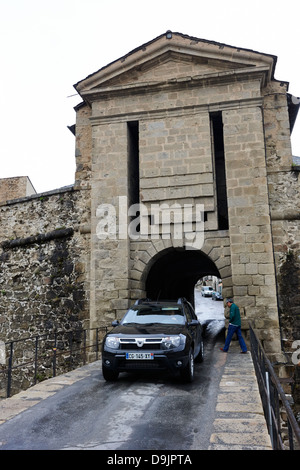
74, 31, 278, 93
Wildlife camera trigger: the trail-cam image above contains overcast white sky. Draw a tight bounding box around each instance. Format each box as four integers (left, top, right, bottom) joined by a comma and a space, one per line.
1, 0, 299, 193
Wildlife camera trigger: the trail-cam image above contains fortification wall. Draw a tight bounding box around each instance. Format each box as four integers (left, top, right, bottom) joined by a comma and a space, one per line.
0, 187, 91, 342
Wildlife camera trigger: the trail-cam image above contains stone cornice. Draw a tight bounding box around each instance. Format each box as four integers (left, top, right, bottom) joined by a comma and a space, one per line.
89, 96, 263, 126
271, 210, 300, 221
1, 228, 74, 250
80, 67, 269, 105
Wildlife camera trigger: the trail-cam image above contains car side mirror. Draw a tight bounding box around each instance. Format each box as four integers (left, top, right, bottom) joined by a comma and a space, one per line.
189, 319, 199, 326
111, 320, 119, 327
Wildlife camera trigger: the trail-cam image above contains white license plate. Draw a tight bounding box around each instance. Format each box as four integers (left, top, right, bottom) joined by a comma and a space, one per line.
126, 352, 154, 360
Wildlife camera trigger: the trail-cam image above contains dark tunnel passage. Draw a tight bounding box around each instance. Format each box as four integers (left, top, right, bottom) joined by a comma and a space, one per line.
145, 248, 220, 307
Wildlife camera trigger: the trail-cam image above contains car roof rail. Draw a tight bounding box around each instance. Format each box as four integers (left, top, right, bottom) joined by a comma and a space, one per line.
134, 298, 151, 305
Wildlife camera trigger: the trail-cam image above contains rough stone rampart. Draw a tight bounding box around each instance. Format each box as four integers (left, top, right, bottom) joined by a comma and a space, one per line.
0, 187, 91, 341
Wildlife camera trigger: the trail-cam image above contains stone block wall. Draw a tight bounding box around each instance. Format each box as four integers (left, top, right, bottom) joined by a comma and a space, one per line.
263, 81, 300, 363
86, 75, 285, 359
0, 176, 36, 203
222, 105, 281, 355
139, 114, 217, 229
0, 187, 91, 341
74, 103, 92, 191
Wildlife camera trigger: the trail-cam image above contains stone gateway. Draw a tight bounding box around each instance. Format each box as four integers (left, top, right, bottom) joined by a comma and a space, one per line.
0, 32, 299, 395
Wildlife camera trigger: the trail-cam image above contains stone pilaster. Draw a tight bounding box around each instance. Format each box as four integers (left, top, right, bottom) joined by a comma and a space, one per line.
90, 121, 131, 326
223, 106, 281, 356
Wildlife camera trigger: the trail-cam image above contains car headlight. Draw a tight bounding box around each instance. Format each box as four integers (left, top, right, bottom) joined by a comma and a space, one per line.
105, 336, 120, 349
161, 335, 182, 349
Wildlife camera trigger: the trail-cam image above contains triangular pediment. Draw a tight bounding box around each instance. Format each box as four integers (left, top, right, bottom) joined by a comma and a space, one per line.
94, 51, 252, 88
75, 32, 276, 97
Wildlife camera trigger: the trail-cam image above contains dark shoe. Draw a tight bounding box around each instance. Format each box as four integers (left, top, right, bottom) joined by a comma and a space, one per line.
220, 348, 227, 352
240, 351, 247, 354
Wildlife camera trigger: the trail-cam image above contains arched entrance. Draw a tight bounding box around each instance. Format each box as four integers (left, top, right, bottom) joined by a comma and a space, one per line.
145, 248, 221, 306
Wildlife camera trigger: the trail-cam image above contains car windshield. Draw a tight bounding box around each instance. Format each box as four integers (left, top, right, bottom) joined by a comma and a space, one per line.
121, 305, 185, 325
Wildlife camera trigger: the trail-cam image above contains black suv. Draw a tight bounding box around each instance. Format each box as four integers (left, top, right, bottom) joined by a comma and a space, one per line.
102, 298, 204, 383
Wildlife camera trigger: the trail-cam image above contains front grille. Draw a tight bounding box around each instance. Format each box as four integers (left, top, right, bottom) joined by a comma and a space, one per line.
120, 343, 157, 350
119, 338, 162, 351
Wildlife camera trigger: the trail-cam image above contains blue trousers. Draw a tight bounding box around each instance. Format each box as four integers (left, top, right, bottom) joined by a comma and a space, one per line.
223, 324, 247, 352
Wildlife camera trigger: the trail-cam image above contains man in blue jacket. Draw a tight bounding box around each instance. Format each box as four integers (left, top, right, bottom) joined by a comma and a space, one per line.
220, 298, 247, 353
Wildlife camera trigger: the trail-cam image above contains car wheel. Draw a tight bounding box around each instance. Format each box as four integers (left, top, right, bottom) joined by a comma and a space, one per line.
195, 340, 204, 363
180, 349, 194, 383
102, 366, 119, 382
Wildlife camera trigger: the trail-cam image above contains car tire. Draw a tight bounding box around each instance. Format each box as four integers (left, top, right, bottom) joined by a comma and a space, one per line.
180, 349, 194, 383
195, 340, 204, 363
102, 366, 119, 382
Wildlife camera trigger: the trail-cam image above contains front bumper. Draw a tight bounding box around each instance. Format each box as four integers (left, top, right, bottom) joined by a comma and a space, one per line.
102, 349, 190, 373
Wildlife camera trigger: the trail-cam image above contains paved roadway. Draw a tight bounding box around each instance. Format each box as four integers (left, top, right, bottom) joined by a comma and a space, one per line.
0, 294, 272, 451
0, 294, 226, 450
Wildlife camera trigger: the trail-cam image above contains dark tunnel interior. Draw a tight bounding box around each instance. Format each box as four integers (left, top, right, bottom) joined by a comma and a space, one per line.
145, 248, 220, 307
